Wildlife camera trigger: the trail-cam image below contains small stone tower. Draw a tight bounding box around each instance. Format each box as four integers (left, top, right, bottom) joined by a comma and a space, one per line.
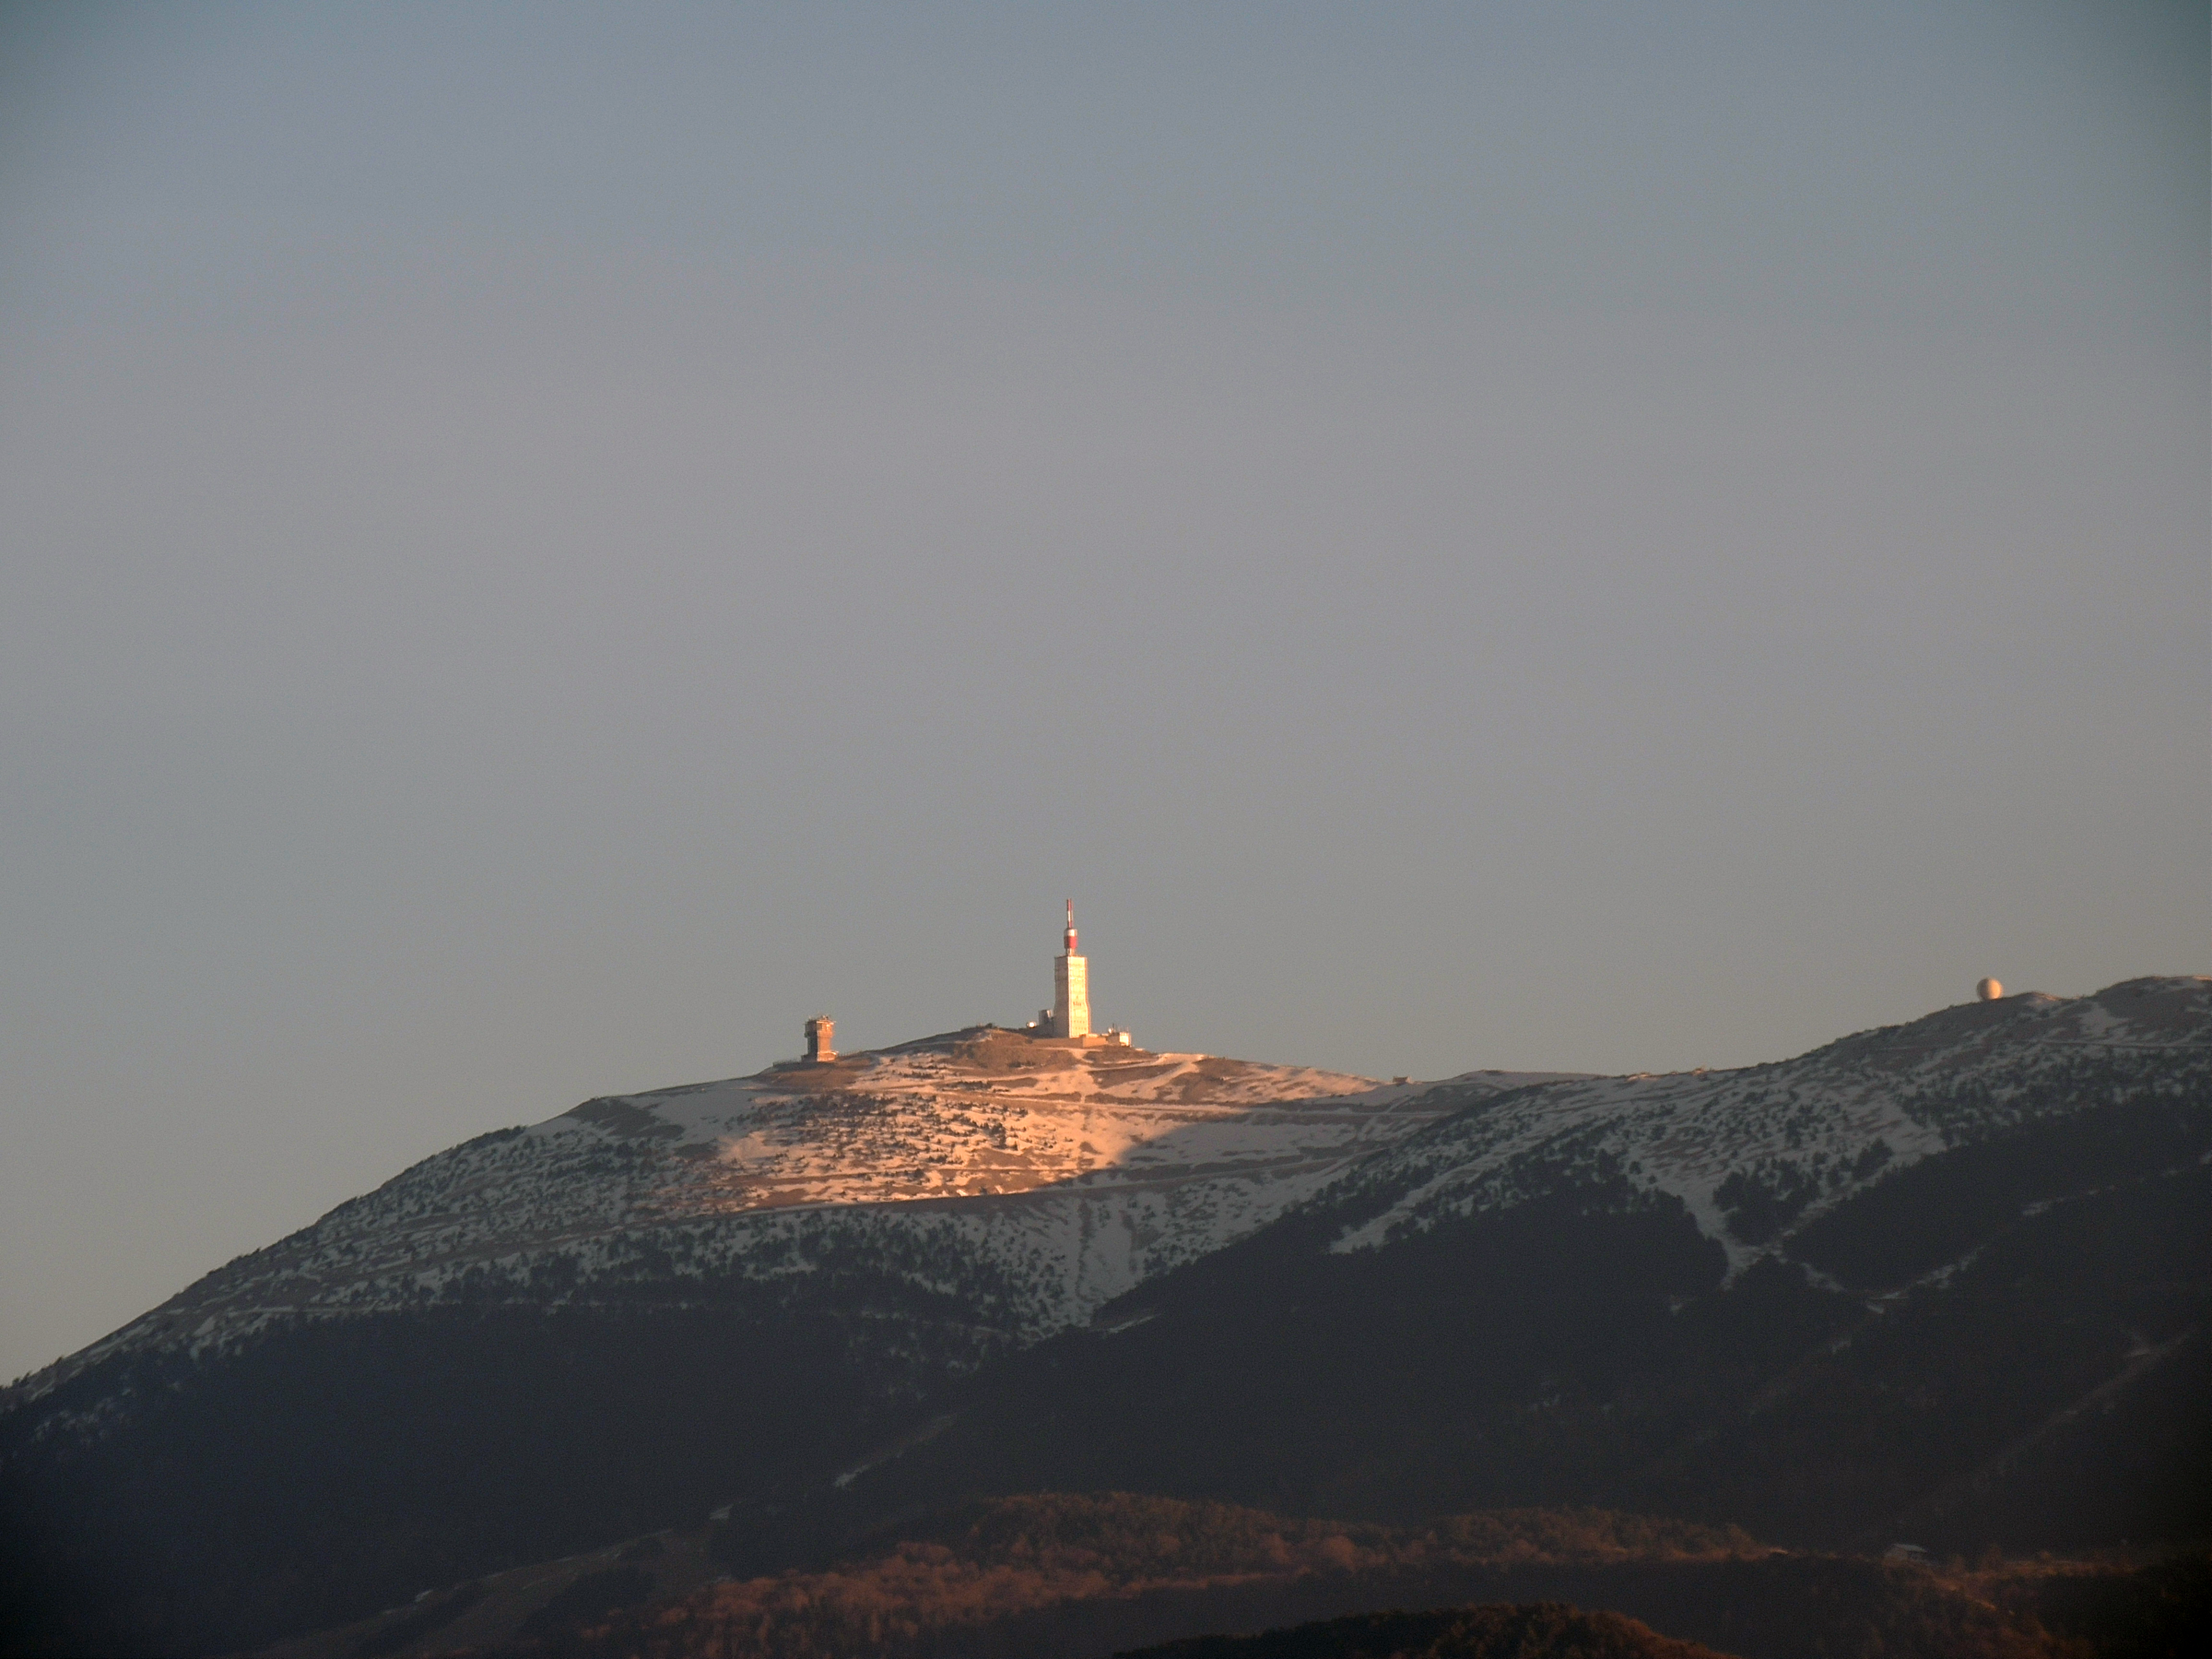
804, 1014, 836, 1063
1051, 901, 1091, 1039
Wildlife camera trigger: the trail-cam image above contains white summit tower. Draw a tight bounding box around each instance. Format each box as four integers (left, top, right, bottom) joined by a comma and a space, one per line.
1051, 900, 1091, 1038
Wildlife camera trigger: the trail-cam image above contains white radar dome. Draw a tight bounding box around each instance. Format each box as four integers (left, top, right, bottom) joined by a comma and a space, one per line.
1976, 977, 2003, 1002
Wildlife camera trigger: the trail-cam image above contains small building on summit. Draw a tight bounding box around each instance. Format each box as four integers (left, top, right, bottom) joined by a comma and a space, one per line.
804, 1015, 836, 1064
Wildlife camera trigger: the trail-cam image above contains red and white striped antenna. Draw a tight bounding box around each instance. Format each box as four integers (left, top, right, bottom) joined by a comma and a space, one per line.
1064, 899, 1078, 954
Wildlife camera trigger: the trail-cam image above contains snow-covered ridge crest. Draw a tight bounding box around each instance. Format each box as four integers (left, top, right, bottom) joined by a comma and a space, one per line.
1325, 977, 2212, 1270
10, 1029, 1555, 1405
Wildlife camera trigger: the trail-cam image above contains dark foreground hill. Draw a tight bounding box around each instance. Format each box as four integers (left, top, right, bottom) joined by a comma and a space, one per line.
1122, 1603, 1731, 1659
3, 980, 2206, 1657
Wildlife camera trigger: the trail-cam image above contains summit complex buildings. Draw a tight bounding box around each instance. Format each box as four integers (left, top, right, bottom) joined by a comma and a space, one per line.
803, 903, 1130, 1063
1037, 902, 1130, 1044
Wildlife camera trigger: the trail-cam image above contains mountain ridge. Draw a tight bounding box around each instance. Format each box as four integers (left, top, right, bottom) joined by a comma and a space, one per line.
1319, 976, 2209, 1272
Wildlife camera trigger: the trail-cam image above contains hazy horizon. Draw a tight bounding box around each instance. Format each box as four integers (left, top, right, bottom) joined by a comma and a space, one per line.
2, 1, 2205, 1381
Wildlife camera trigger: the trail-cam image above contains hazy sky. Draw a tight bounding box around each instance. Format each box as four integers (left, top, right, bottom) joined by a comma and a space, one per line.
2, 1, 2204, 1381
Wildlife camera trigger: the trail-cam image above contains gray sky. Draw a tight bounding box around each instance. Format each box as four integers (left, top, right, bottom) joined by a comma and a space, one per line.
2, 1, 2204, 1381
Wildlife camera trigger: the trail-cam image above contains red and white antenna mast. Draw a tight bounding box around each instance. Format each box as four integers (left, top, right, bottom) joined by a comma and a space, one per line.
1064, 899, 1078, 954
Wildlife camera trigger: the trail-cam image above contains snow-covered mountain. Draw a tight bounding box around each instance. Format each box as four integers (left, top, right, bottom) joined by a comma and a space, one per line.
6, 980, 2205, 1659
16, 981, 2209, 1412
10, 1028, 1571, 1407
